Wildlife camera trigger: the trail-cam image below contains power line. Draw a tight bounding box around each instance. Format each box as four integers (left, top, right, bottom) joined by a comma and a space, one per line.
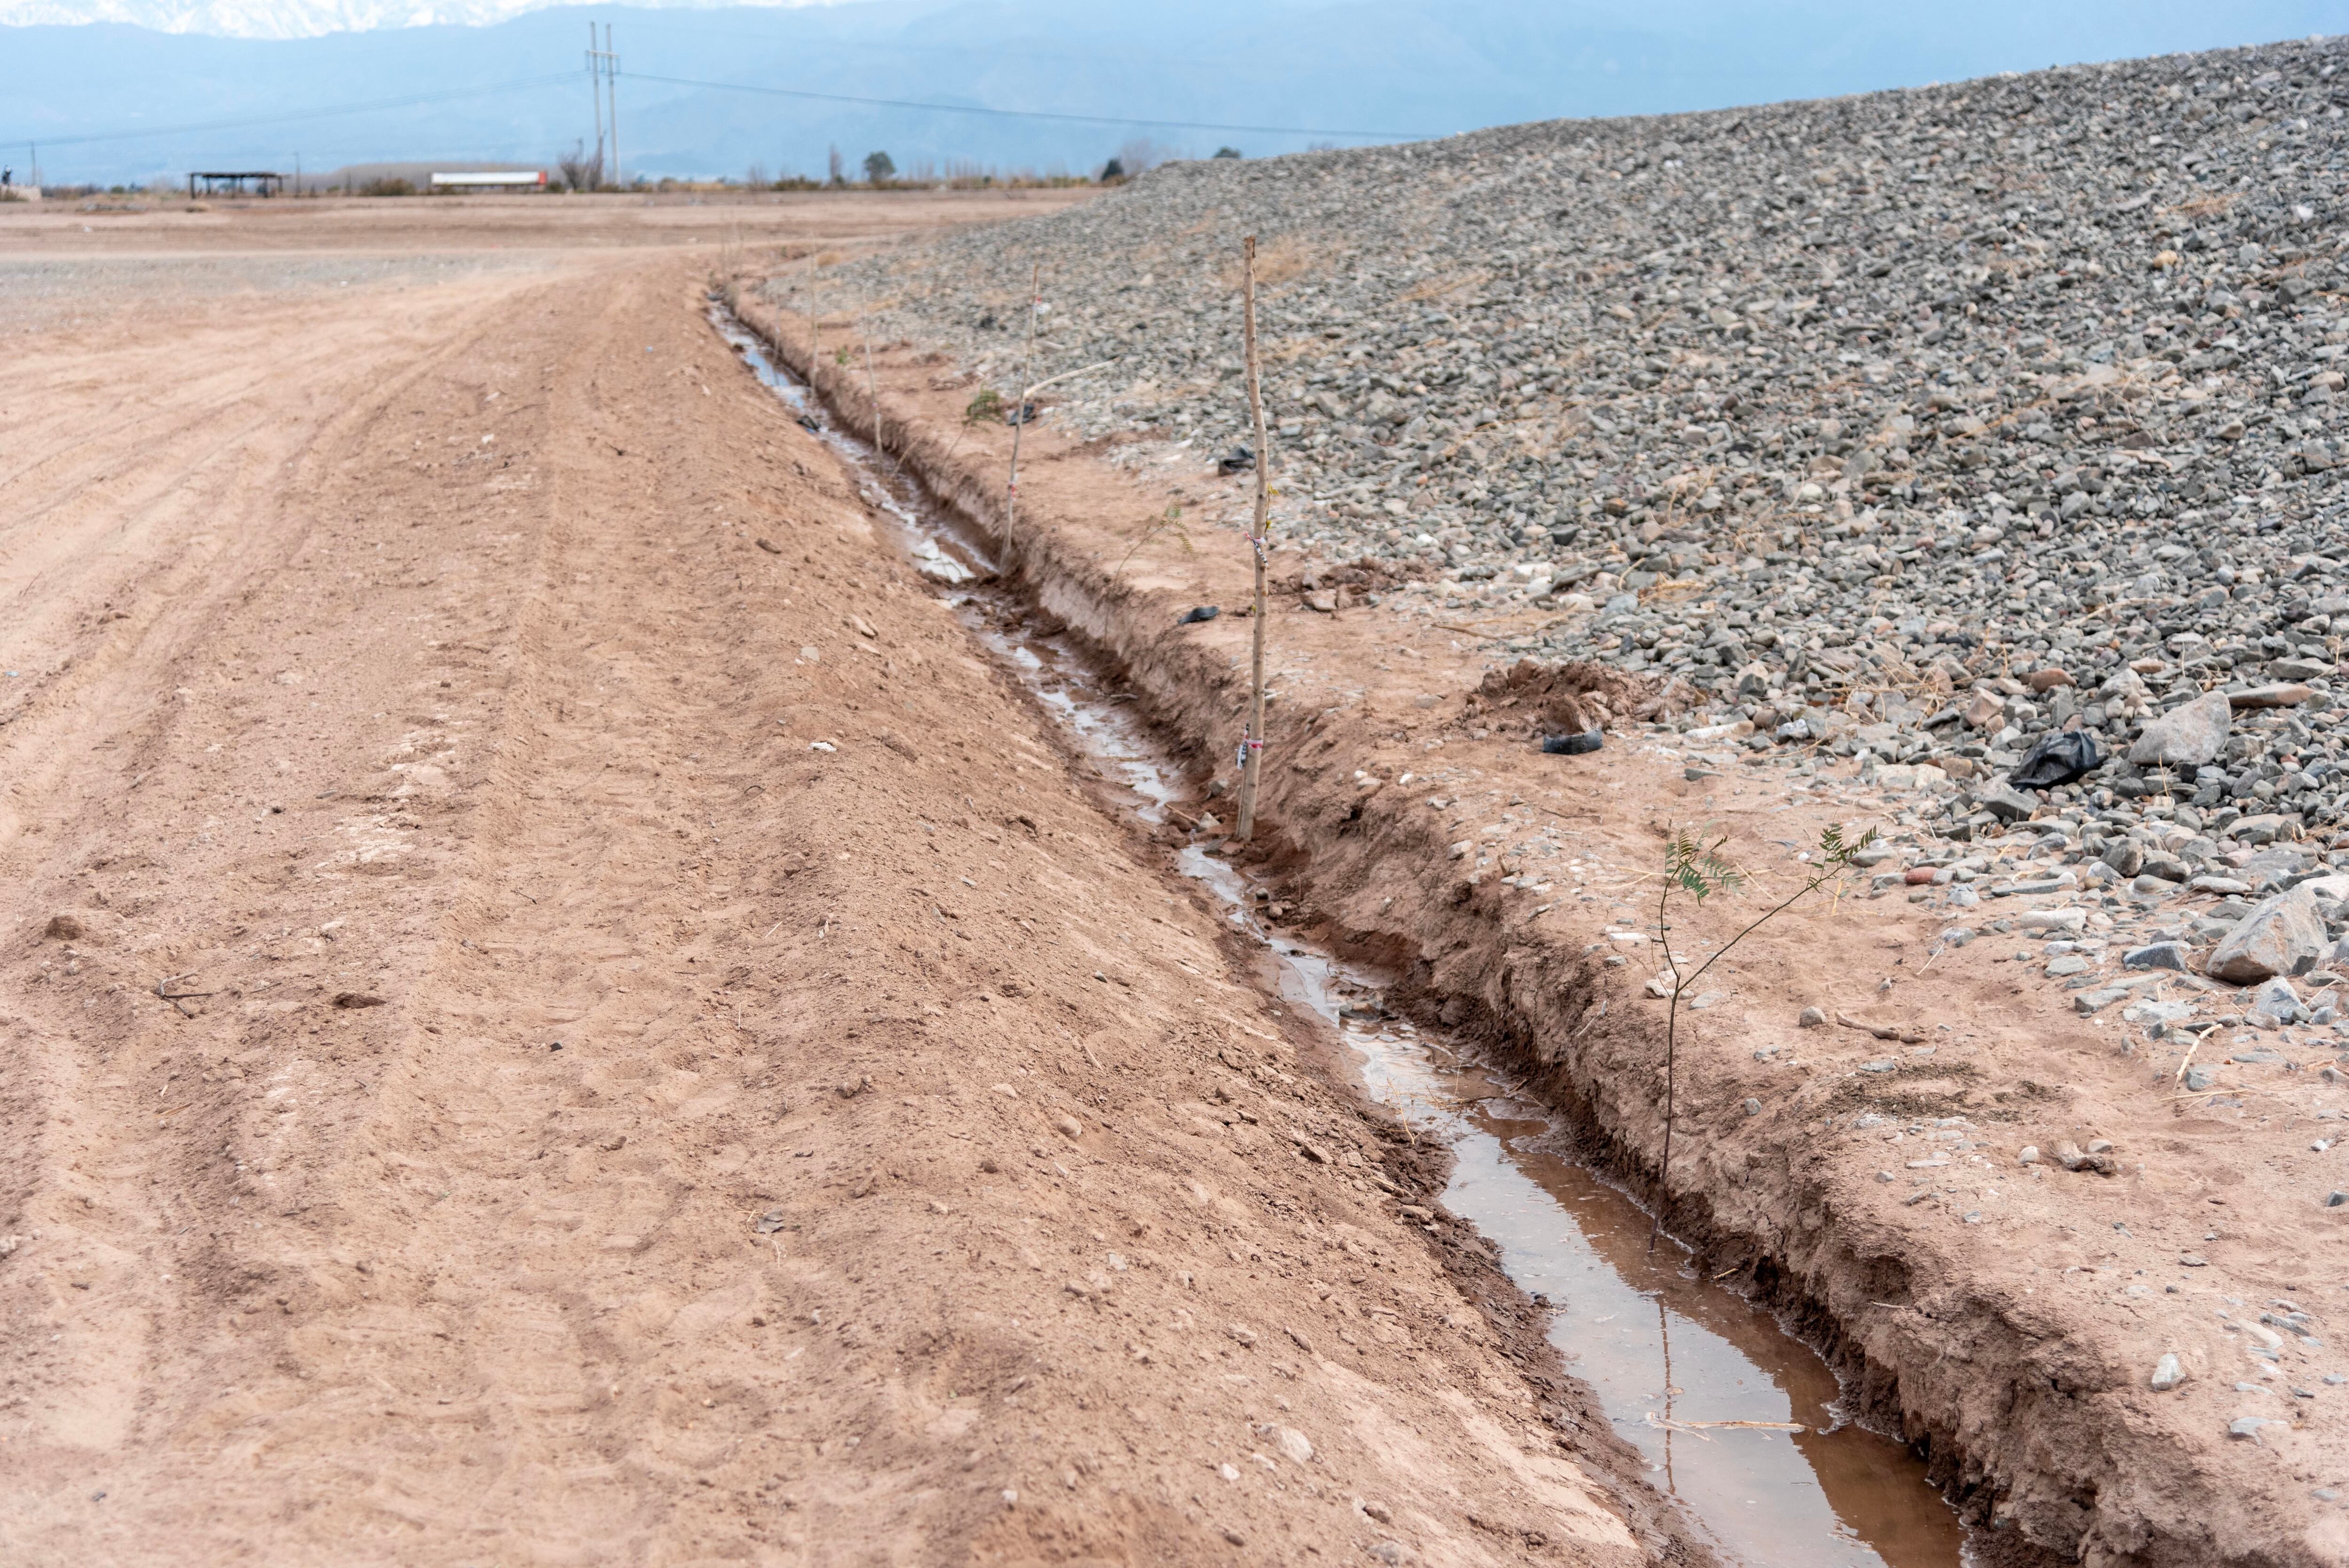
3, 71, 582, 151
7, 59, 1431, 162
620, 18, 1220, 74
621, 70, 1431, 141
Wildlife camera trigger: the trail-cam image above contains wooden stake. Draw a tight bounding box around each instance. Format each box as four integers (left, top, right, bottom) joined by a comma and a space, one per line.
1005, 263, 1040, 536
1235, 235, 1270, 843
807, 252, 819, 371
859, 284, 884, 458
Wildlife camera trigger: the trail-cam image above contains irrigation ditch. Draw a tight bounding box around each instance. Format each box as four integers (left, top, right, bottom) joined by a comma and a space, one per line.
705, 278, 2131, 1568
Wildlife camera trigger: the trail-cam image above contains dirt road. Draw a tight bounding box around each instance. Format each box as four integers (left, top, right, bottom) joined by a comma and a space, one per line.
0, 204, 1683, 1564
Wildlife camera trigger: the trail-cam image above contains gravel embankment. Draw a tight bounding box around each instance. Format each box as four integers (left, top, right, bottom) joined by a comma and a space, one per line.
778, 35, 2349, 981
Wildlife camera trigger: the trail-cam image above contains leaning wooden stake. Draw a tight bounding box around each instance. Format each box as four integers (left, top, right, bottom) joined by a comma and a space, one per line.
1234, 235, 1270, 842
858, 285, 884, 458
1005, 263, 1041, 536
807, 252, 820, 370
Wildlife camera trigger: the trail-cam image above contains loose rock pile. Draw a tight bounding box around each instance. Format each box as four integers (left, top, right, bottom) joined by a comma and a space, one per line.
776, 36, 2349, 978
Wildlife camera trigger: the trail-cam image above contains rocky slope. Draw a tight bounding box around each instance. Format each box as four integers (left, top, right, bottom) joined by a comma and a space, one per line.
801, 37, 2349, 916
737, 273, 2349, 1568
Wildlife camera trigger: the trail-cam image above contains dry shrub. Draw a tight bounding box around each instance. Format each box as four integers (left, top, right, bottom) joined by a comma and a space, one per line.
1217, 233, 1319, 289
2161, 192, 2240, 220
1252, 234, 1315, 284
1400, 269, 1488, 303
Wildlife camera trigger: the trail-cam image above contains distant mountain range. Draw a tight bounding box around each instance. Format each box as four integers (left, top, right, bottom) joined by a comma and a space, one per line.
0, 0, 801, 41
8, 0, 2349, 186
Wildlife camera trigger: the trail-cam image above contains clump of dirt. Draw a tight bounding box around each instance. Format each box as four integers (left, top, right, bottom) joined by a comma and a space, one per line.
1275, 556, 1435, 595
1466, 658, 1693, 737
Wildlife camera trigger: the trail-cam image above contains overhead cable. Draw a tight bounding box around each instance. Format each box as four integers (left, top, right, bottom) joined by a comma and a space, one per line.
5, 71, 582, 149
622, 70, 1431, 141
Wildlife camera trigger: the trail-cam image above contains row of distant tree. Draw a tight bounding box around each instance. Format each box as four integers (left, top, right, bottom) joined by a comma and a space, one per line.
725, 138, 1245, 194
52, 136, 1263, 201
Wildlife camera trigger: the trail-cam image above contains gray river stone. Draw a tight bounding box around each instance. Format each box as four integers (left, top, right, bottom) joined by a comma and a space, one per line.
2208, 886, 2325, 985
2127, 692, 2233, 770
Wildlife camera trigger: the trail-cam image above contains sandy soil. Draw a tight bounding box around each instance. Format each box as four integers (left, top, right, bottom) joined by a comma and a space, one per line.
733, 288, 2349, 1568
0, 203, 1688, 1565
0, 189, 1089, 337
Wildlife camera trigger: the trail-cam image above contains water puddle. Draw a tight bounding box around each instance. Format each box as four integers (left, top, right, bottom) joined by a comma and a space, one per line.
713, 302, 1973, 1568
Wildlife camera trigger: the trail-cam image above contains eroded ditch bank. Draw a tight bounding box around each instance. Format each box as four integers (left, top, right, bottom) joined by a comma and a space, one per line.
710, 296, 1979, 1568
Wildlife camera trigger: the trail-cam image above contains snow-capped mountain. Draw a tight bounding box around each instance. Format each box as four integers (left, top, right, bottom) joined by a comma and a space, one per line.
0, 0, 807, 39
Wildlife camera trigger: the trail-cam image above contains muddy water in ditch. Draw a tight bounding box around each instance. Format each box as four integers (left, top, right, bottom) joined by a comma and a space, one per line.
714, 306, 1973, 1568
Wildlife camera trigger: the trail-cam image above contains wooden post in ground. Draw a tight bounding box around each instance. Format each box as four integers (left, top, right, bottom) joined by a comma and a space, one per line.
807, 253, 819, 373
1235, 235, 1270, 843
859, 284, 883, 458
1005, 263, 1040, 536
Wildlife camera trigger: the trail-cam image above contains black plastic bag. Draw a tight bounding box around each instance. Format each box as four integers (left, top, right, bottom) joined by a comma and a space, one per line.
1217, 446, 1256, 475
1178, 605, 1220, 625
2010, 728, 2101, 791
1543, 730, 1603, 756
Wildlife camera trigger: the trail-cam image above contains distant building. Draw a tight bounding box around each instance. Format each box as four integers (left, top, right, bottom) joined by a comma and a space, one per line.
188, 171, 285, 198
429, 171, 548, 191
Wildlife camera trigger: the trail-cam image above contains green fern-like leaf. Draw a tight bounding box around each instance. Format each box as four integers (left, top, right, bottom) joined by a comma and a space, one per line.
1818, 822, 1879, 870
1663, 826, 1741, 902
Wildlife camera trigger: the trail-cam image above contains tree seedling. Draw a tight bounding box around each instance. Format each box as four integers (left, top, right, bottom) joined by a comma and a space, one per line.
1648, 820, 1878, 1252
1118, 501, 1194, 573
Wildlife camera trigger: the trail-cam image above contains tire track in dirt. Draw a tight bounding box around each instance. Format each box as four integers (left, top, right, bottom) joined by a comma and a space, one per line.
0, 260, 592, 1499
0, 268, 571, 849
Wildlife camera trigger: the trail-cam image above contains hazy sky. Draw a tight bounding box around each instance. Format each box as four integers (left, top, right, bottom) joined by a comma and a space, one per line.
9, 0, 2349, 182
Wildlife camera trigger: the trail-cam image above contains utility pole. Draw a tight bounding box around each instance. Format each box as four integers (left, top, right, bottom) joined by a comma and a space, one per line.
586, 25, 619, 189
605, 23, 621, 191
587, 21, 605, 185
